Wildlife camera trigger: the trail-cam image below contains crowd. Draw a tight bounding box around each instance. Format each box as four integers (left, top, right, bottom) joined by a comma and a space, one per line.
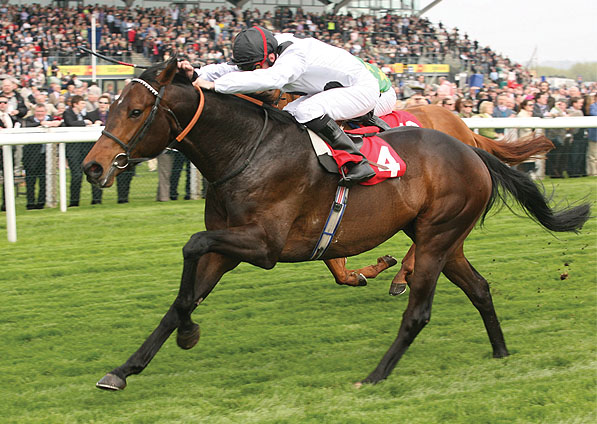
1, 4, 596, 210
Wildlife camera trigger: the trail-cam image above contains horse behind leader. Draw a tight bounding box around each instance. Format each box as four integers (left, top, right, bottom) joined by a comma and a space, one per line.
82, 59, 590, 391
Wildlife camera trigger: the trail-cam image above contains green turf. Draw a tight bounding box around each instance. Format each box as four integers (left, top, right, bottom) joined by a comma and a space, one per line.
1, 177, 595, 423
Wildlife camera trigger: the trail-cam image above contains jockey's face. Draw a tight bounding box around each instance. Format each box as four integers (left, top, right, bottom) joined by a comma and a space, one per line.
238, 53, 276, 71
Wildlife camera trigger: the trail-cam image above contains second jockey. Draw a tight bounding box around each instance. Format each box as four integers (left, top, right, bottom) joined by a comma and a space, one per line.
179, 26, 395, 186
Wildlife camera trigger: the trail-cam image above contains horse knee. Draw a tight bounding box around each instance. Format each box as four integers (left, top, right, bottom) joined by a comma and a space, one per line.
182, 233, 210, 261
402, 304, 432, 333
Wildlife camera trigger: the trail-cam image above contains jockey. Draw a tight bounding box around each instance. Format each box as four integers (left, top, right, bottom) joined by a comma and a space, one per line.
179, 26, 395, 186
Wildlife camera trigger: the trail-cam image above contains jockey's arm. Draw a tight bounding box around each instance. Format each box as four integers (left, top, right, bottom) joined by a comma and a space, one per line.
211, 51, 307, 94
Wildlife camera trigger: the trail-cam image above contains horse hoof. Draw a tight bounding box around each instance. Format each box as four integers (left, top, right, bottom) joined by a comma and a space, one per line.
357, 273, 367, 286
96, 373, 127, 391
389, 282, 407, 296
177, 323, 200, 350
381, 255, 398, 267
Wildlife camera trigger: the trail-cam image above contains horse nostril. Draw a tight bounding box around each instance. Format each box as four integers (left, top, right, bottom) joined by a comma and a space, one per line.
84, 161, 104, 181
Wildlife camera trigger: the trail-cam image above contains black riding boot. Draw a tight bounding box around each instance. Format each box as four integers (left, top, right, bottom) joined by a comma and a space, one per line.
354, 110, 391, 131
306, 115, 375, 186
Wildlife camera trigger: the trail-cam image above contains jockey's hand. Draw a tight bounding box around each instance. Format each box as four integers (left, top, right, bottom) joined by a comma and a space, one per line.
193, 78, 215, 91
177, 60, 195, 80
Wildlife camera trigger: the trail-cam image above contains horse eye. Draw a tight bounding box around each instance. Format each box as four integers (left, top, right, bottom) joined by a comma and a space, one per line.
129, 109, 142, 118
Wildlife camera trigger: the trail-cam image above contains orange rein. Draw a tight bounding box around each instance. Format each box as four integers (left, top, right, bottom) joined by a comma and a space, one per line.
174, 90, 268, 143
175, 86, 205, 142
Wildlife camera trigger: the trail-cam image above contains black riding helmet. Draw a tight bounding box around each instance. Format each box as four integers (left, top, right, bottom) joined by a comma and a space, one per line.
230, 26, 278, 71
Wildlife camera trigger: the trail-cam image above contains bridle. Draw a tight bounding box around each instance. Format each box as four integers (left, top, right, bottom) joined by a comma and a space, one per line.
101, 78, 205, 177
98, 75, 267, 189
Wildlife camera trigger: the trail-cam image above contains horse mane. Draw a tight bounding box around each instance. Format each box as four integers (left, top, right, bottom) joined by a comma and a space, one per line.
139, 56, 193, 88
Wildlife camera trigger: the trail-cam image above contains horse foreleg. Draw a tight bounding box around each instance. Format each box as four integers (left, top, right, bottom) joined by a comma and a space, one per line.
96, 225, 276, 391
389, 244, 416, 296
442, 248, 509, 358
359, 250, 442, 386
96, 252, 239, 391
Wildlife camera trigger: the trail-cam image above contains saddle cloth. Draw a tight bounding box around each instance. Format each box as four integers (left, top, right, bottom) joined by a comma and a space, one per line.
309, 111, 420, 185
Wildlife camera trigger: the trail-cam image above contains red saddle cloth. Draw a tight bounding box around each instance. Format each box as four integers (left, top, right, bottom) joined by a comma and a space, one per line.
380, 110, 423, 128
328, 126, 406, 186
313, 111, 419, 185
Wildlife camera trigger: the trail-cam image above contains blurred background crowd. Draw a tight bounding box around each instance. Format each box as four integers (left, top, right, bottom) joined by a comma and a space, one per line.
1, 3, 596, 210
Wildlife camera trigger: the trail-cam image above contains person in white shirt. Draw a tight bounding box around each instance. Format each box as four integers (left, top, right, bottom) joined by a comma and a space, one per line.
179, 26, 393, 186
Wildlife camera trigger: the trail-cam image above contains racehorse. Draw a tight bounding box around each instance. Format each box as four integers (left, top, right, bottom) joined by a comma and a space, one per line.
83, 58, 589, 391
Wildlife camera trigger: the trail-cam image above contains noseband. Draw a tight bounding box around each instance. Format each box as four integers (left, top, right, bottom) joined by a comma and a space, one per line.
101, 78, 204, 174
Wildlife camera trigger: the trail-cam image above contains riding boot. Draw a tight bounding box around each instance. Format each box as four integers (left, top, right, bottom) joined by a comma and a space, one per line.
306, 115, 375, 186
354, 110, 391, 131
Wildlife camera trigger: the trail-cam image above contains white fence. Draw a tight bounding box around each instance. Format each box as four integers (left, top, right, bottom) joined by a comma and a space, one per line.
2, 117, 597, 242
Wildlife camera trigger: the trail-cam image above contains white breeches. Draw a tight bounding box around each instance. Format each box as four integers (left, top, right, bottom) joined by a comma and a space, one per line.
283, 77, 379, 123
375, 88, 397, 116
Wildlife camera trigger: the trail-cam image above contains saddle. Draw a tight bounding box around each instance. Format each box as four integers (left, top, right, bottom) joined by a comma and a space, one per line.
309, 110, 423, 186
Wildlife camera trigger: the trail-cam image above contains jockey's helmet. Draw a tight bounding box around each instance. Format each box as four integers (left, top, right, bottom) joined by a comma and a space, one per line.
230, 26, 278, 71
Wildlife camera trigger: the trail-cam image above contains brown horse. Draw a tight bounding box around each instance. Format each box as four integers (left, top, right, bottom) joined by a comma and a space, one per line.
83, 59, 589, 391
325, 105, 555, 290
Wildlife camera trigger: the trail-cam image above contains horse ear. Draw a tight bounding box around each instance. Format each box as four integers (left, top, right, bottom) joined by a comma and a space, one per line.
156, 56, 179, 86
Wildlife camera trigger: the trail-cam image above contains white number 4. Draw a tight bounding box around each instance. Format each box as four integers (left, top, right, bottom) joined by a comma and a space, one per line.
376, 145, 401, 177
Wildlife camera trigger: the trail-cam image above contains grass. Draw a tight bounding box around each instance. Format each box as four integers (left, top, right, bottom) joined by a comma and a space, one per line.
0, 177, 596, 423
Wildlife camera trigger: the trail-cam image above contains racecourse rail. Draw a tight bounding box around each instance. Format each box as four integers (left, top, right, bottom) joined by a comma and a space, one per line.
2, 116, 597, 242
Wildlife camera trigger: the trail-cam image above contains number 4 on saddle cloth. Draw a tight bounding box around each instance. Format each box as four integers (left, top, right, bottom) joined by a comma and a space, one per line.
309, 111, 422, 185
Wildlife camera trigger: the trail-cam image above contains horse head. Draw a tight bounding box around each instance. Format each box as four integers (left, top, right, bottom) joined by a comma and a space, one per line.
83, 57, 195, 187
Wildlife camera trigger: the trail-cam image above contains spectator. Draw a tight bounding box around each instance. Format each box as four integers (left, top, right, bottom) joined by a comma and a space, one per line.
531, 91, 553, 179
475, 101, 501, 140
457, 98, 474, 118
404, 91, 428, 108
587, 95, 597, 176
516, 97, 536, 174
441, 96, 456, 113
86, 95, 135, 204
1, 78, 27, 121
169, 151, 191, 201
545, 98, 569, 178
566, 97, 587, 177
0, 93, 19, 212
492, 94, 515, 136
537, 81, 555, 110
22, 103, 61, 210
156, 149, 176, 202
63, 95, 102, 207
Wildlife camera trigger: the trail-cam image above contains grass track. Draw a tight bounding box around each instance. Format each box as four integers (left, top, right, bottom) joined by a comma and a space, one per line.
1, 177, 596, 423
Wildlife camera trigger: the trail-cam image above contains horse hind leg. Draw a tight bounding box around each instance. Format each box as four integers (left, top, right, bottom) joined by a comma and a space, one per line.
389, 244, 416, 296
442, 248, 509, 358
324, 256, 397, 287
325, 258, 367, 286
360, 248, 444, 385
356, 255, 398, 278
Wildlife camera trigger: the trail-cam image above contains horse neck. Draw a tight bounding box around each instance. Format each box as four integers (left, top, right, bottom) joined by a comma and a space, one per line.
174, 90, 270, 183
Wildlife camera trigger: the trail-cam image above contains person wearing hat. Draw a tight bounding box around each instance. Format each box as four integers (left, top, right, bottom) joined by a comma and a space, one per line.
179, 26, 395, 186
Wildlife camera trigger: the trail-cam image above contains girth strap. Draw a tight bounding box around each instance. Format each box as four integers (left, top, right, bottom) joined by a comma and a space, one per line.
310, 185, 350, 260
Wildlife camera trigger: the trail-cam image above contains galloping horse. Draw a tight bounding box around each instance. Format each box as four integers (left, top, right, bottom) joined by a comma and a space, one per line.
83, 59, 589, 391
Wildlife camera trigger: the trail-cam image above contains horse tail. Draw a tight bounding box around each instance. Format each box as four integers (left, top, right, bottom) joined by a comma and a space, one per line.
472, 147, 591, 233
471, 133, 554, 166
